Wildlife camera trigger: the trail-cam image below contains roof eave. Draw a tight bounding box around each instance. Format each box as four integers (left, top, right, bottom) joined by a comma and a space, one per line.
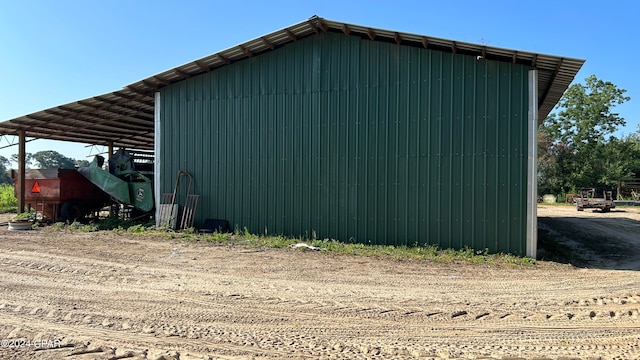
0, 15, 584, 149
127, 15, 585, 122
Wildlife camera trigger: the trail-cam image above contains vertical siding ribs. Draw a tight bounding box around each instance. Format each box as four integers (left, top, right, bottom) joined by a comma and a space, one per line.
160, 32, 530, 255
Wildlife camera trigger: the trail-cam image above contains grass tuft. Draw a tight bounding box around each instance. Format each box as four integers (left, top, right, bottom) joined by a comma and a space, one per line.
43, 221, 536, 266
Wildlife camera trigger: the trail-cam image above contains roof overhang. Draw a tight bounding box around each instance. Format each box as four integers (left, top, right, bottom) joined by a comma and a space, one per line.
0, 16, 584, 149
0, 89, 155, 150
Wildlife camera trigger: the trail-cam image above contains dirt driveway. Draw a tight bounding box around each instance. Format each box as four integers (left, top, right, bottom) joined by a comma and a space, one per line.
538, 204, 640, 269
1, 209, 640, 359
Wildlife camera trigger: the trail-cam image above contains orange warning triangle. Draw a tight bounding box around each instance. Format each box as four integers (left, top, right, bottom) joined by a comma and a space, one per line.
31, 181, 41, 193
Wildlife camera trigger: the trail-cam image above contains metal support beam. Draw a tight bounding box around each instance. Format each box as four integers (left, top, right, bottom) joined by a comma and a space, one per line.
526, 70, 538, 259
154, 92, 162, 228
17, 130, 25, 214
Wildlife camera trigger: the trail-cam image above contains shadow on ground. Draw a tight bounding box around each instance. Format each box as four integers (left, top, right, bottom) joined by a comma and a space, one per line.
538, 214, 640, 270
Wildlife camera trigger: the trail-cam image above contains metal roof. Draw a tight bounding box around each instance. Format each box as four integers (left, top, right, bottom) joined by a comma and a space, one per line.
0, 16, 584, 150
0, 89, 155, 150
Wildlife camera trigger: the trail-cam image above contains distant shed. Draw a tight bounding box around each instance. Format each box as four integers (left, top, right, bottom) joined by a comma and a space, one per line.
0, 17, 584, 257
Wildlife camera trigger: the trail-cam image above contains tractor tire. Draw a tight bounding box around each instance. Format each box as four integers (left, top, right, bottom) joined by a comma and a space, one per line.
60, 200, 86, 222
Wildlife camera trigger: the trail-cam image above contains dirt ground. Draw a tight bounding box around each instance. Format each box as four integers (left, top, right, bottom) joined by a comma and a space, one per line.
1, 206, 640, 360
538, 204, 640, 270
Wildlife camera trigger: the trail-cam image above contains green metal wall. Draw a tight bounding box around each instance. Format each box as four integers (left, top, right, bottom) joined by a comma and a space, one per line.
160, 32, 531, 255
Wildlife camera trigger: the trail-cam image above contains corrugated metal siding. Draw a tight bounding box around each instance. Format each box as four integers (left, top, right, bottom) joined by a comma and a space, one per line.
160, 32, 530, 255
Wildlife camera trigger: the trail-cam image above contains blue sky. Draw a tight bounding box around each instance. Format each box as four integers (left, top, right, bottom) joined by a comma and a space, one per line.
0, 0, 638, 164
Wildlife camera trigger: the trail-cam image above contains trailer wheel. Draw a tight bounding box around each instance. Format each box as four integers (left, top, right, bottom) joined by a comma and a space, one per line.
60, 200, 86, 222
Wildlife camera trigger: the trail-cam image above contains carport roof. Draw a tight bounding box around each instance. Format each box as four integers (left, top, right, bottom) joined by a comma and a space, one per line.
0, 16, 584, 150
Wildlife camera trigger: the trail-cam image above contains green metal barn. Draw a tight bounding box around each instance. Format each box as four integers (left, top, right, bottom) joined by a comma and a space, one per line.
0, 17, 584, 257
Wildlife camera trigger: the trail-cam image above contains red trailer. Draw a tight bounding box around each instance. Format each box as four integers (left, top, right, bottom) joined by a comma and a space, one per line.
12, 168, 111, 221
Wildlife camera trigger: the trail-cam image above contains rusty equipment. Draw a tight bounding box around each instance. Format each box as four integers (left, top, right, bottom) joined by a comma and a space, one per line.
617, 179, 640, 201
12, 169, 110, 222
158, 170, 199, 230
575, 188, 615, 212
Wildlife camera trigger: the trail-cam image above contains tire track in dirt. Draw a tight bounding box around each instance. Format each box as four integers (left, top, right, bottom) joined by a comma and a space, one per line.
4, 282, 640, 355
3, 228, 640, 359
4, 249, 640, 331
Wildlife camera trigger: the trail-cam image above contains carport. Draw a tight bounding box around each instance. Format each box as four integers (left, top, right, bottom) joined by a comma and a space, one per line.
0, 88, 155, 213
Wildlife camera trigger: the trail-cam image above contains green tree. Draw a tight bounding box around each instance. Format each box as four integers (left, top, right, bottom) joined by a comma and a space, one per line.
621, 126, 640, 177
542, 74, 630, 147
537, 133, 575, 195
12, 150, 78, 169
75, 159, 90, 168
0, 156, 11, 185
539, 75, 631, 194
10, 153, 33, 168
31, 150, 77, 169
600, 137, 640, 183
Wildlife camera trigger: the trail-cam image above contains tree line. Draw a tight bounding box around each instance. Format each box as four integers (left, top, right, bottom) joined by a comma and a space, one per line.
538, 74, 639, 197
0, 150, 89, 185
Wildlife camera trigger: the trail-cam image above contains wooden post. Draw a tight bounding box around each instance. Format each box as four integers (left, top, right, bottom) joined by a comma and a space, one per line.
617, 180, 622, 200
108, 141, 113, 161
17, 130, 26, 214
